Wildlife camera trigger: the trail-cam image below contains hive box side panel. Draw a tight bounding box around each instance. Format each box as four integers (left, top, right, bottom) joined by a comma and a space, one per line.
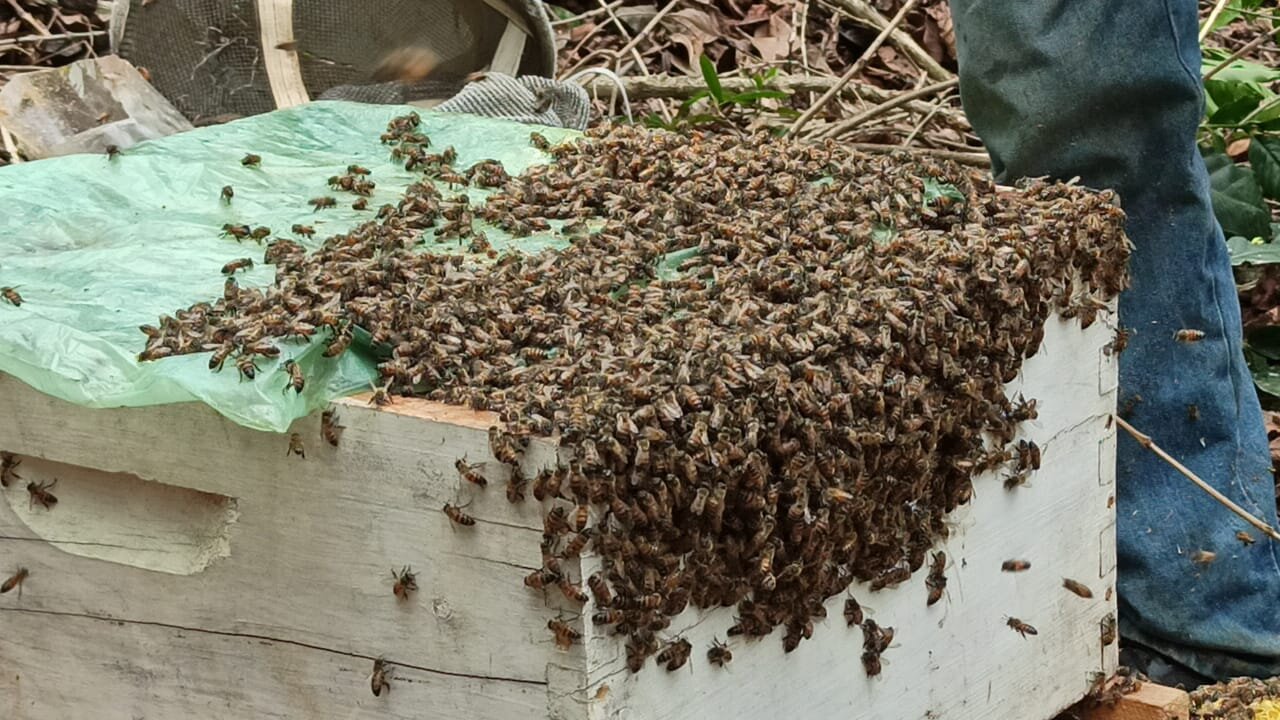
0, 378, 572, 718
572, 314, 1120, 720
0, 610, 544, 720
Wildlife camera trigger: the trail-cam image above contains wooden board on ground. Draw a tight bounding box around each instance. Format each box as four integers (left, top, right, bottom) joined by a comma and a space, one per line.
0, 311, 1120, 719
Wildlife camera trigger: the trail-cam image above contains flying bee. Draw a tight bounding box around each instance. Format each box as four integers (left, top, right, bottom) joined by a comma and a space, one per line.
1174, 329, 1205, 343
27, 479, 58, 510
281, 358, 304, 394
587, 572, 613, 606
291, 224, 315, 238
455, 458, 486, 487
1, 286, 23, 306
707, 638, 732, 667
287, 432, 305, 459
0, 451, 21, 487
548, 618, 581, 649
222, 258, 254, 275
368, 382, 393, 407
1001, 559, 1031, 572
656, 638, 692, 672
310, 196, 337, 210
1006, 617, 1037, 638
250, 226, 272, 241
220, 185, 234, 203
1, 567, 29, 597
321, 409, 343, 446
391, 566, 417, 600
443, 502, 476, 526
236, 354, 259, 381
1062, 578, 1093, 599
241, 153, 261, 167
370, 657, 392, 696
1191, 549, 1216, 565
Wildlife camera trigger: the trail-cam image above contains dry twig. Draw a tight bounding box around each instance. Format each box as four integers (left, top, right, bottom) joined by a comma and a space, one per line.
818, 76, 959, 138
1203, 33, 1273, 81
789, 0, 922, 136
1115, 416, 1280, 542
821, 0, 951, 81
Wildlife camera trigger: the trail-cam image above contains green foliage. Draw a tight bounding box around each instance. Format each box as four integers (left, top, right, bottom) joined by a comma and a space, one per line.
644, 56, 793, 131
1205, 148, 1273, 238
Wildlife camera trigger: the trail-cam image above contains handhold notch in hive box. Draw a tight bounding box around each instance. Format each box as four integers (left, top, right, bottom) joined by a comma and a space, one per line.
0, 303, 1117, 720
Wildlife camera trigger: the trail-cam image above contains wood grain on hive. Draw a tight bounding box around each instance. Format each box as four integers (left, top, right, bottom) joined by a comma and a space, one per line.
0, 310, 1119, 720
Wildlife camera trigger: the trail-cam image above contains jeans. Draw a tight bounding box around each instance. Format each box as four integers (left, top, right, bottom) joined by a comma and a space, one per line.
948, 0, 1280, 680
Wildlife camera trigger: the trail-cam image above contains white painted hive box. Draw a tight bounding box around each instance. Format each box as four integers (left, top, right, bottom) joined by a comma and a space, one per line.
0, 309, 1119, 720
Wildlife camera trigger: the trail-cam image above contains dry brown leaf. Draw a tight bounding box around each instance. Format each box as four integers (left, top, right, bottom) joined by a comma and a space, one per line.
568, 22, 597, 43
876, 46, 916, 78
615, 3, 660, 33
923, 2, 956, 61
750, 12, 794, 64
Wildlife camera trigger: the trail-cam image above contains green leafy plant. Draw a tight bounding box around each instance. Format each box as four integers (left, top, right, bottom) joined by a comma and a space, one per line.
645, 56, 793, 131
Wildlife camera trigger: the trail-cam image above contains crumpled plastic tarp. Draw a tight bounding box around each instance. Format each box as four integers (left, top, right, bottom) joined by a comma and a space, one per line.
0, 101, 576, 432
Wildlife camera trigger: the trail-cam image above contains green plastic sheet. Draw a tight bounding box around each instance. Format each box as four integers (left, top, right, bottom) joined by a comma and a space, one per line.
0, 101, 576, 432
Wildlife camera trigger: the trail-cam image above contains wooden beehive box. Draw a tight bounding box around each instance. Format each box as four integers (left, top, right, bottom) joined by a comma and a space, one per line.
0, 309, 1119, 720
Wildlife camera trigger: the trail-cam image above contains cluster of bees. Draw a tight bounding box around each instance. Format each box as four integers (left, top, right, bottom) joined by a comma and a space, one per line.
137, 114, 1131, 676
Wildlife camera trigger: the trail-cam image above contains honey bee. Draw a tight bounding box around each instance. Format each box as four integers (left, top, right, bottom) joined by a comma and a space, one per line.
548, 617, 581, 649
1006, 617, 1037, 638
287, 432, 306, 459
281, 358, 304, 394
291, 224, 315, 238
241, 153, 262, 167
707, 638, 732, 667
1, 567, 28, 597
506, 472, 527, 503
353, 198, 369, 211
0, 451, 21, 488
1062, 578, 1093, 599
707, 482, 727, 532
236, 354, 259, 381
1174, 329, 1205, 343
1237, 530, 1256, 546
869, 563, 910, 591
310, 196, 337, 210
106, 144, 121, 160
488, 426, 523, 465
27, 479, 58, 510
391, 566, 417, 600
221, 223, 251, 240
348, 164, 371, 176
324, 324, 352, 357
222, 258, 254, 275
220, 185, 234, 203
1191, 549, 1216, 565
587, 572, 613, 606
1, 286, 23, 306
524, 567, 559, 589
455, 458, 486, 487
1104, 327, 1129, 355
559, 578, 588, 604
844, 596, 864, 626
137, 345, 174, 362
561, 530, 591, 558
370, 657, 392, 696
530, 132, 550, 150
592, 608, 625, 625
1001, 559, 1031, 572
1100, 613, 1117, 646
1187, 404, 1200, 421
443, 502, 476, 526
656, 637, 692, 671
925, 551, 947, 606
572, 504, 589, 532
321, 409, 344, 446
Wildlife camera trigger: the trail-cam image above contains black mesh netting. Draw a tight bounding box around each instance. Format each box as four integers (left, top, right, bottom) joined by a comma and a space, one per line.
115, 0, 555, 122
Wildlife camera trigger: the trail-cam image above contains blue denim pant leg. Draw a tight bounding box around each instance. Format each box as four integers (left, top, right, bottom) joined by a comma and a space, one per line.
947, 0, 1280, 679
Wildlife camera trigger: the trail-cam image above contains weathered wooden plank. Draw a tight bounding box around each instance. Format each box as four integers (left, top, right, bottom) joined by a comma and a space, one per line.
0, 381, 565, 683
1081, 684, 1191, 720
0, 608, 545, 720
